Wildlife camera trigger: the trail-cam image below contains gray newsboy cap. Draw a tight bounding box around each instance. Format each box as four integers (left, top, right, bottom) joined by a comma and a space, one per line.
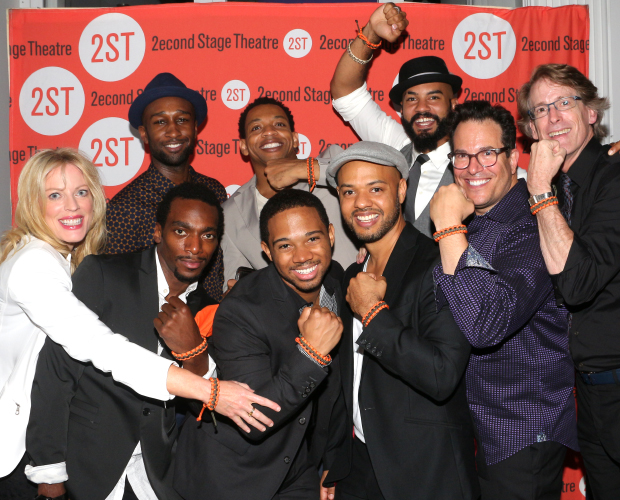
326, 141, 409, 189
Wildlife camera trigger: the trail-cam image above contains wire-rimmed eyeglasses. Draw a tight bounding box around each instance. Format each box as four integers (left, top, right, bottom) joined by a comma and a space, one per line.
448, 147, 511, 170
527, 96, 582, 120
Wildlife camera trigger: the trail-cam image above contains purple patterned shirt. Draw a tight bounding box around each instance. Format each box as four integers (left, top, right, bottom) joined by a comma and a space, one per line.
434, 179, 578, 465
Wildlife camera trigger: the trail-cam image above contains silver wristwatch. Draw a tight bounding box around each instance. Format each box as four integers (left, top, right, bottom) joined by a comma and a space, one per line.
528, 186, 557, 207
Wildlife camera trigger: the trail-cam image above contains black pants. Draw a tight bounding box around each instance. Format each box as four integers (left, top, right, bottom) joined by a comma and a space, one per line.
0, 453, 37, 500
335, 438, 386, 500
576, 374, 620, 500
476, 441, 566, 500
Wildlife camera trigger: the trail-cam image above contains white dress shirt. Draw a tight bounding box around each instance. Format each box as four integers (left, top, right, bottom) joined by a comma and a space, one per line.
0, 237, 174, 477
352, 261, 368, 443
332, 84, 527, 215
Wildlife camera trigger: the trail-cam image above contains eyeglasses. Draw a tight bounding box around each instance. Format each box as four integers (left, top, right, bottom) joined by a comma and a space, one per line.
527, 96, 582, 120
448, 147, 510, 170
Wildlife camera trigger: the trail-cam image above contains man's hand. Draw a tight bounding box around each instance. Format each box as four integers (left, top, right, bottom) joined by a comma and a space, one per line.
527, 139, 567, 194
346, 272, 387, 318
264, 158, 311, 190
368, 2, 408, 44
430, 184, 475, 230
216, 380, 282, 433
320, 470, 335, 500
608, 140, 620, 156
298, 302, 343, 356
154, 296, 202, 354
38, 482, 66, 498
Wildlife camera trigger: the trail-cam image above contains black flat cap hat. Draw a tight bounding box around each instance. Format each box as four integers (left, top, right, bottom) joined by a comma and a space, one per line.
389, 56, 462, 106
128, 72, 207, 129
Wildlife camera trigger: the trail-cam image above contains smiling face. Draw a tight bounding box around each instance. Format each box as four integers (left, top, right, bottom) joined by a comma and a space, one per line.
400, 82, 457, 153
260, 206, 334, 303
153, 198, 219, 294
44, 163, 94, 249
337, 161, 407, 243
139, 96, 197, 169
528, 78, 596, 171
453, 119, 518, 215
240, 104, 299, 169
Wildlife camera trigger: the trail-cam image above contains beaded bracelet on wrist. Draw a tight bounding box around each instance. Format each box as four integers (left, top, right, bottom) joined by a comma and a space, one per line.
296, 336, 332, 366
307, 157, 316, 192
530, 196, 558, 215
197, 377, 220, 422
172, 336, 208, 361
347, 40, 373, 65
432, 224, 468, 243
362, 300, 389, 328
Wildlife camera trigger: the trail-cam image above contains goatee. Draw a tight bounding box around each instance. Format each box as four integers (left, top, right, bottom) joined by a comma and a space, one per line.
402, 112, 451, 153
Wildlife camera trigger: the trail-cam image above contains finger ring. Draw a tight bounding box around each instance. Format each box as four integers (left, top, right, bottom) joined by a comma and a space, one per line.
247, 408, 255, 418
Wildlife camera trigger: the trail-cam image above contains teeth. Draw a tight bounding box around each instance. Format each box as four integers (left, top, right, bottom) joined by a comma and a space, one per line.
415, 118, 434, 123
166, 143, 182, 148
549, 128, 570, 137
295, 265, 317, 275
468, 179, 490, 186
60, 218, 82, 225
356, 214, 378, 221
261, 142, 282, 149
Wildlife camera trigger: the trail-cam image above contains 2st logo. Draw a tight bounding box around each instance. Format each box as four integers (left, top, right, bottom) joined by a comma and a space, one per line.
79, 13, 146, 82
452, 14, 516, 80
19, 67, 85, 136
79, 117, 145, 186
283, 29, 312, 58
221, 80, 250, 110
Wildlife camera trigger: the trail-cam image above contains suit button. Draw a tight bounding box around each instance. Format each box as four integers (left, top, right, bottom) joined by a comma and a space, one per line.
305, 388, 311, 393
574, 331, 579, 336
376, 351, 382, 357
143, 408, 151, 416
284, 456, 291, 464
299, 417, 306, 425
302, 393, 308, 398
371, 348, 377, 354
309, 382, 315, 388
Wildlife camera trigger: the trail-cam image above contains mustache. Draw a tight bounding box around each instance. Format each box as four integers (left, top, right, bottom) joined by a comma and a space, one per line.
409, 112, 441, 125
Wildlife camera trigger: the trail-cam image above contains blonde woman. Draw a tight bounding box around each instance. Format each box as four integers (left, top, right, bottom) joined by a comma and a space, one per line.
0, 149, 278, 494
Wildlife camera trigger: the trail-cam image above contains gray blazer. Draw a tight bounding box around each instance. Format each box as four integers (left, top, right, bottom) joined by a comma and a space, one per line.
221, 163, 359, 286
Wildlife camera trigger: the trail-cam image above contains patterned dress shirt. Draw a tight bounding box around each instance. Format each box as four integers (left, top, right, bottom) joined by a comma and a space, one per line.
434, 179, 578, 465
106, 164, 227, 301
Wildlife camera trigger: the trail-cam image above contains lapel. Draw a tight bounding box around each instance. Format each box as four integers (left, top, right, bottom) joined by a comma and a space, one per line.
233, 176, 261, 249
412, 164, 454, 237
381, 223, 420, 306
137, 247, 161, 352
341, 262, 364, 414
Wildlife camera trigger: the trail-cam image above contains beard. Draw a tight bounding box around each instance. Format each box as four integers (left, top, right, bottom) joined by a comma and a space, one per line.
402, 112, 451, 153
345, 196, 401, 243
149, 138, 194, 168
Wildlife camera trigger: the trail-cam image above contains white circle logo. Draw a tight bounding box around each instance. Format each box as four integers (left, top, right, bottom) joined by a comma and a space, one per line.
283, 29, 312, 58
296, 133, 311, 159
452, 13, 516, 79
221, 80, 250, 110
579, 477, 586, 497
79, 13, 145, 82
19, 67, 85, 136
226, 184, 241, 198
78, 117, 144, 186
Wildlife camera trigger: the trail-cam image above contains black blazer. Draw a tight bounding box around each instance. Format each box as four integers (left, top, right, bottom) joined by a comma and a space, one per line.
174, 263, 346, 500
325, 223, 480, 500
27, 248, 214, 500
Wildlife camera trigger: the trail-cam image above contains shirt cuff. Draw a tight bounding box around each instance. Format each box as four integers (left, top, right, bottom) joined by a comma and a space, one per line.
332, 82, 372, 122
25, 462, 68, 484
202, 353, 217, 380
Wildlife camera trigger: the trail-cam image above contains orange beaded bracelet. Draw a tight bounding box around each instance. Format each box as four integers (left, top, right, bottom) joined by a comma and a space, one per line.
433, 224, 468, 243
362, 301, 389, 328
307, 157, 316, 192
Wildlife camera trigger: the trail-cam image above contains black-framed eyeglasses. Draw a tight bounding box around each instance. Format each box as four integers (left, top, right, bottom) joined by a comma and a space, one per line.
527, 96, 582, 120
448, 147, 511, 170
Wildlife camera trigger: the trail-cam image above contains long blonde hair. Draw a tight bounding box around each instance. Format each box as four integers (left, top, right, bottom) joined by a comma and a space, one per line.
0, 148, 107, 272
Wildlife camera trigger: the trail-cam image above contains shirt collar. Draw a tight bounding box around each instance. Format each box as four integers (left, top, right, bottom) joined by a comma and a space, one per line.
413, 141, 451, 170
565, 136, 604, 187
155, 248, 197, 302
475, 178, 529, 224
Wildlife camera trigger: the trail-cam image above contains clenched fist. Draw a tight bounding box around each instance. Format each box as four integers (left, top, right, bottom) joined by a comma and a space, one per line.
298, 301, 343, 356
346, 272, 387, 319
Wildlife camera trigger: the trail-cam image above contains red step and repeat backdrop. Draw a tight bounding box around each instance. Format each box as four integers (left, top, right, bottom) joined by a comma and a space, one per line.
9, 3, 589, 497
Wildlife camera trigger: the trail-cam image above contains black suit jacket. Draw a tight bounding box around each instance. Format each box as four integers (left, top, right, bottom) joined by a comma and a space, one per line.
27, 248, 214, 500
325, 223, 479, 500
175, 263, 346, 500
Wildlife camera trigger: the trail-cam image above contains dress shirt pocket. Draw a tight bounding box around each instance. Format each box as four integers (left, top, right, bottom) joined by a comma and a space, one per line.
69, 398, 99, 429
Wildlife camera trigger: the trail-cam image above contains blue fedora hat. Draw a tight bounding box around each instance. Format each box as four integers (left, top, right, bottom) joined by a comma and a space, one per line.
128, 72, 207, 129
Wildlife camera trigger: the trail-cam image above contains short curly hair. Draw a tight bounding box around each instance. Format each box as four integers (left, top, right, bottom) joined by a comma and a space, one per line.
238, 97, 295, 139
